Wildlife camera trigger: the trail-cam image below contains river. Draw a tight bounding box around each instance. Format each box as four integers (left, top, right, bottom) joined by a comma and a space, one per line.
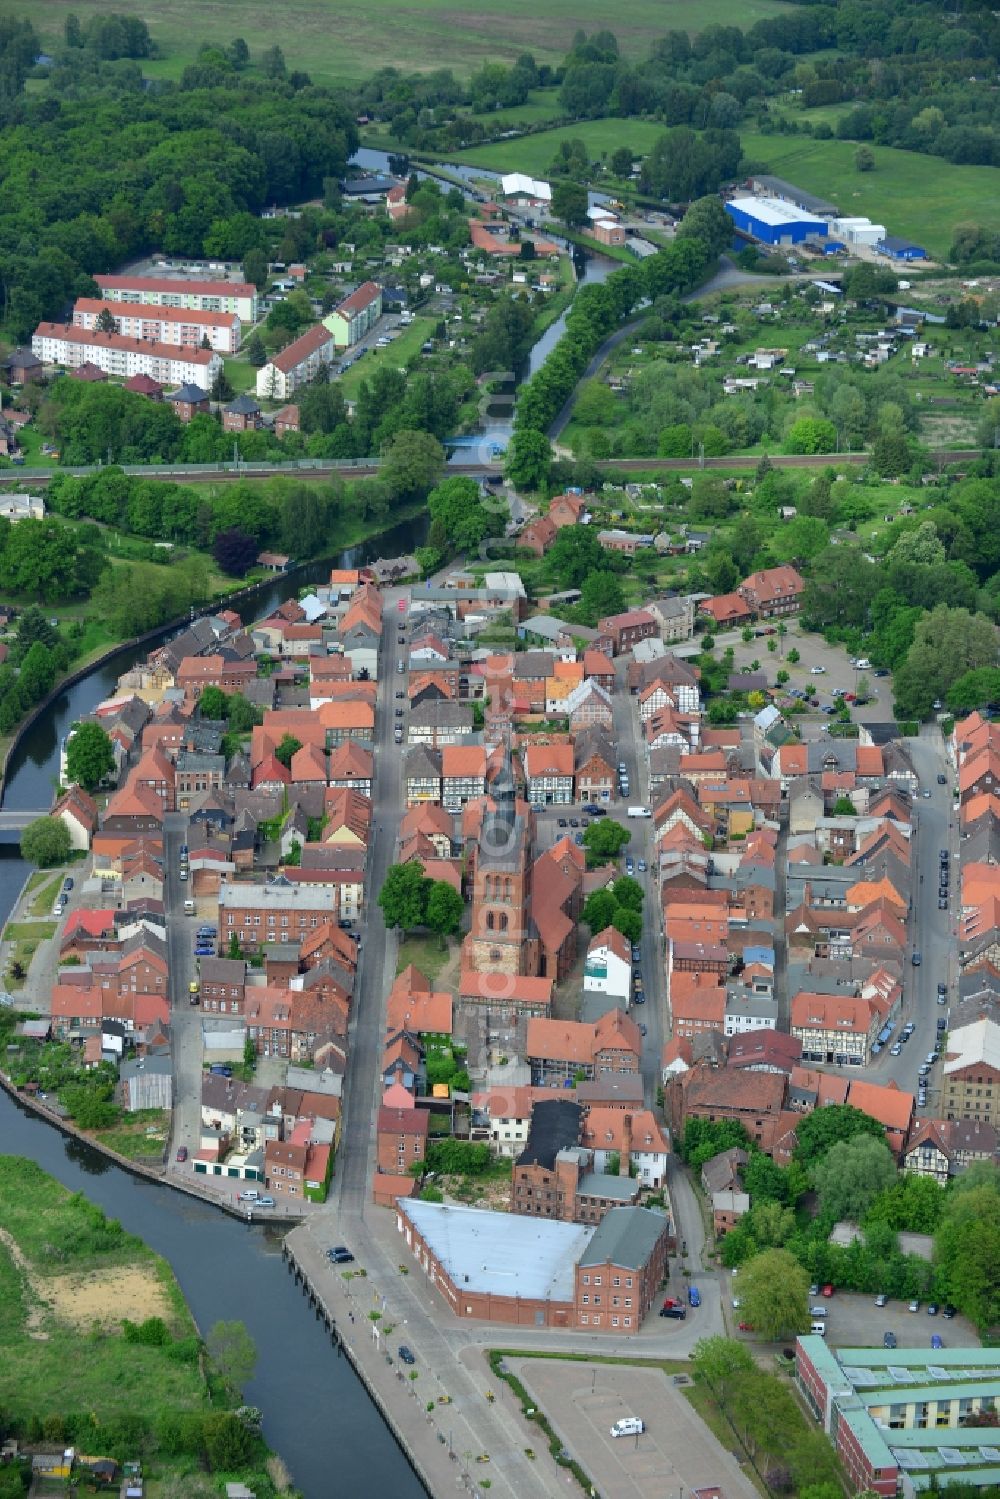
0, 512, 432, 1499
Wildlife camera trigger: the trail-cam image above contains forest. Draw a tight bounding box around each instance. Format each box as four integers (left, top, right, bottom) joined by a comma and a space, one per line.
0, 19, 358, 339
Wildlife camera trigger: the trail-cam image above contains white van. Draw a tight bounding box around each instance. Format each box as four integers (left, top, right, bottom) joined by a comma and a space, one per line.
627, 806, 651, 819
810, 1321, 828, 1337
610, 1417, 644, 1438
183, 899, 196, 915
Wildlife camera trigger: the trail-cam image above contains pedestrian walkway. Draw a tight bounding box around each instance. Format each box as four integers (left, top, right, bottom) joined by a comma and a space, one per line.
288, 1221, 573, 1499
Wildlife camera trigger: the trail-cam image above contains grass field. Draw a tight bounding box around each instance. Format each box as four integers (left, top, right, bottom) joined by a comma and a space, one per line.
740, 132, 1000, 260
0, 1157, 204, 1421
454, 118, 668, 174
23, 0, 785, 84
336, 317, 436, 399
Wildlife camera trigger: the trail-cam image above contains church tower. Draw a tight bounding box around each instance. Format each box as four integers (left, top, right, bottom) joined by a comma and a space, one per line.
464, 741, 538, 977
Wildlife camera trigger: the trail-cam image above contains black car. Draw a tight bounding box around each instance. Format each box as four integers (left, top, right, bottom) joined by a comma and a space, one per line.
398, 1345, 416, 1365
327, 1246, 354, 1263
569, 818, 579, 828
883, 1332, 897, 1349
395, 708, 403, 718
938, 897, 948, 909
942, 1304, 957, 1319
660, 1305, 687, 1319
557, 818, 568, 828
395, 690, 404, 699
937, 773, 947, 785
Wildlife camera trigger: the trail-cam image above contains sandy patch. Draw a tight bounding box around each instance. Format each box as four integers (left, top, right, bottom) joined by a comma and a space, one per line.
0, 1226, 171, 1332
41, 1265, 173, 1330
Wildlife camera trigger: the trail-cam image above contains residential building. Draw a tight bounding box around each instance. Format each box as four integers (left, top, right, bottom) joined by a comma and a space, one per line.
524, 743, 574, 805
218, 877, 337, 951
32, 323, 221, 388
256, 324, 335, 400
72, 297, 240, 353
904, 1117, 1000, 1183
376, 1105, 429, 1174
941, 1018, 1000, 1126
93, 273, 259, 321
526, 1010, 642, 1084
584, 926, 632, 1002
324, 282, 383, 347
737, 565, 804, 619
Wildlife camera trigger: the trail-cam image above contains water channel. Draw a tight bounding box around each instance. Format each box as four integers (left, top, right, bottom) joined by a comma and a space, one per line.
0, 165, 617, 1489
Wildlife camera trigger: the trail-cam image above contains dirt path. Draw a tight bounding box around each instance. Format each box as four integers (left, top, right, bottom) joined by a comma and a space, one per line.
0, 1227, 48, 1339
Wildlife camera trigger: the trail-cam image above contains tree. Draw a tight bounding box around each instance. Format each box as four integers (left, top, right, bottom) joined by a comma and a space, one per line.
832, 795, 856, 817
783, 418, 837, 456
378, 862, 431, 931
245, 332, 267, 368
611, 874, 643, 912
20, 816, 71, 868
612, 906, 642, 942
933, 1174, 1000, 1331
579, 569, 625, 623
855, 145, 875, 172
65, 721, 115, 791
738, 1248, 810, 1339
381, 429, 444, 503
425, 881, 464, 944
895, 604, 999, 720
206, 1320, 257, 1391
813, 1134, 898, 1222
274, 733, 302, 768
198, 685, 229, 722
582, 819, 630, 863
212, 528, 259, 576
794, 1102, 886, 1170
551, 179, 589, 228
676, 195, 734, 260
583, 889, 618, 931
691, 1336, 755, 1404
946, 667, 1000, 714
611, 146, 633, 178
95, 306, 117, 334
427, 476, 501, 555
506, 428, 551, 491
683, 1117, 749, 1170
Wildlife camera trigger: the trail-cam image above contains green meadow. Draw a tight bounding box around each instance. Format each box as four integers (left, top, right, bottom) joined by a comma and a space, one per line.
23, 0, 785, 84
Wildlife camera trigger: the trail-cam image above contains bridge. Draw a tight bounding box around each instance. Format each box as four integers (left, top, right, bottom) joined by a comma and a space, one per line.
0, 810, 50, 833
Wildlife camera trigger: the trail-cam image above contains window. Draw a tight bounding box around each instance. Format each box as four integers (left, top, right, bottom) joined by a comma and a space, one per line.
612, 1276, 620, 1287
582, 1274, 589, 1285
593, 1276, 602, 1286
593, 1296, 601, 1306
582, 1295, 589, 1305
612, 1317, 619, 1327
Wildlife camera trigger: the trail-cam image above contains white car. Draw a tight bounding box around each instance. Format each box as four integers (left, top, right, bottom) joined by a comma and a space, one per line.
810, 665, 826, 675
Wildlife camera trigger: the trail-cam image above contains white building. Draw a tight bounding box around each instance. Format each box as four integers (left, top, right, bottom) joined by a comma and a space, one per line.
256, 323, 335, 400
583, 925, 633, 1002
32, 324, 221, 388
831, 216, 886, 248
0, 493, 44, 522
501, 173, 551, 202
94, 274, 258, 322
73, 298, 241, 354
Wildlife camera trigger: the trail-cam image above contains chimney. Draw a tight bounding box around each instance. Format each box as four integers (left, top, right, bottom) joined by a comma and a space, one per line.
620, 1114, 632, 1176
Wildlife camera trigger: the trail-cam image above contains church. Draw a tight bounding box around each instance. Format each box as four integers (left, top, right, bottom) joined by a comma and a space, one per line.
463, 745, 581, 982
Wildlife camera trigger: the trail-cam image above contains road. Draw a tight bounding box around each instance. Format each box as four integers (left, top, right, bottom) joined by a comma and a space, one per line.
164, 811, 202, 1166
868, 729, 956, 1102
332, 589, 407, 1210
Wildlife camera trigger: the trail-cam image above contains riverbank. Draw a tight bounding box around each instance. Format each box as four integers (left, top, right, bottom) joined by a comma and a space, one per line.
0, 1154, 283, 1498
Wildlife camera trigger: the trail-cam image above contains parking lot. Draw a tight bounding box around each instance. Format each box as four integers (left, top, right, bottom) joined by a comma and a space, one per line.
792, 1290, 980, 1352
508, 1356, 760, 1499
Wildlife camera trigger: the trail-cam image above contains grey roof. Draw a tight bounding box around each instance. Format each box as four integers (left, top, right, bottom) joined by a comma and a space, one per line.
408, 702, 474, 729
750, 174, 837, 215
199, 957, 247, 986
577, 1205, 669, 1270
121, 1054, 172, 1080
522, 616, 575, 643
176, 750, 225, 773
166, 383, 209, 404
576, 1172, 638, 1202
405, 744, 442, 780
515, 1099, 582, 1169
226, 393, 261, 415
513, 650, 557, 680
574, 1074, 644, 1107
399, 1200, 590, 1301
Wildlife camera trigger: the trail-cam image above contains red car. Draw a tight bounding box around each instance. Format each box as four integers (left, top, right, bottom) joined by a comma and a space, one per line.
822, 1284, 834, 1297
662, 1297, 681, 1309
175, 1146, 188, 1162
738, 1321, 755, 1332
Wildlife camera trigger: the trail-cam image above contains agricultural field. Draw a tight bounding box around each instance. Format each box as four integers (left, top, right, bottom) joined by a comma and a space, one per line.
739, 132, 1000, 261
453, 117, 668, 175
24, 0, 786, 84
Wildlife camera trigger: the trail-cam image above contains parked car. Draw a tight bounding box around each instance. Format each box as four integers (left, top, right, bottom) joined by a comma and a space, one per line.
688, 1286, 701, 1307
398, 1345, 416, 1365
931, 1334, 943, 1349
942, 1305, 957, 1319
237, 1189, 260, 1202
927, 1303, 939, 1316
912, 951, 922, 966
883, 1332, 897, 1349
660, 1304, 686, 1319
890, 1042, 902, 1055
256, 1196, 275, 1208
875, 1293, 888, 1307
62, 877, 74, 892
822, 1284, 834, 1297
176, 1146, 188, 1162
909, 1298, 920, 1312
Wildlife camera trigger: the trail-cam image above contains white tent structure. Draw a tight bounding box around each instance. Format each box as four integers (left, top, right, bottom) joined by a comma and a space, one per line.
500, 172, 551, 201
